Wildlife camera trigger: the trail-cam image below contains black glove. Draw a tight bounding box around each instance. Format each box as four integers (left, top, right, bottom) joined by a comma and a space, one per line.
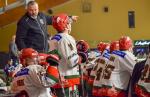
46, 54, 60, 66
78, 51, 88, 63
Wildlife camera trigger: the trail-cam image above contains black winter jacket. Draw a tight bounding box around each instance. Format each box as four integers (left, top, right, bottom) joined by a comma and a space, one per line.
16, 12, 52, 53
130, 60, 146, 97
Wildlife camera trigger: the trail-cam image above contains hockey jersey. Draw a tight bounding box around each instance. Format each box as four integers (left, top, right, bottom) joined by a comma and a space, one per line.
135, 53, 150, 97
11, 65, 58, 97
49, 33, 80, 87
92, 51, 110, 96
109, 50, 136, 90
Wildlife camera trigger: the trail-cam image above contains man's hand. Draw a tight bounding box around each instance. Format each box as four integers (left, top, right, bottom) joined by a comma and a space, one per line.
71, 16, 79, 22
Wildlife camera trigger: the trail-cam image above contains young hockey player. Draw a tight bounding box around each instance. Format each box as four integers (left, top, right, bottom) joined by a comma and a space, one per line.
97, 41, 120, 97
76, 40, 89, 97
92, 43, 110, 97
87, 42, 106, 88
49, 13, 87, 97
106, 36, 137, 97
11, 48, 61, 97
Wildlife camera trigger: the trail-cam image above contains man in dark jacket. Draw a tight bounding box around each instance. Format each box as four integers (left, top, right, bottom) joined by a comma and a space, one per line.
16, 1, 51, 53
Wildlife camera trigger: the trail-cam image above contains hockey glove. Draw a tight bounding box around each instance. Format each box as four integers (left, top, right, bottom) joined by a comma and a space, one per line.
78, 51, 88, 63
46, 54, 60, 66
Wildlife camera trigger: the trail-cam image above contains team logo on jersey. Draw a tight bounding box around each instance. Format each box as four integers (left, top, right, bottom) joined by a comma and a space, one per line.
17, 79, 24, 86
40, 19, 44, 25
68, 43, 73, 51
98, 59, 106, 64
109, 56, 115, 62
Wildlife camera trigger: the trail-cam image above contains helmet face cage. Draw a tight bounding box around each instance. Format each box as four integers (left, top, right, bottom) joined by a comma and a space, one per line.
20, 48, 38, 65
25, 57, 38, 65
38, 53, 48, 65
119, 36, 133, 50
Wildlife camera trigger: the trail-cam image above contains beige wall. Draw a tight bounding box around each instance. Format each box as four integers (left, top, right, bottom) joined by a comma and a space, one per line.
0, 24, 17, 52
0, 0, 150, 52
51, 0, 150, 47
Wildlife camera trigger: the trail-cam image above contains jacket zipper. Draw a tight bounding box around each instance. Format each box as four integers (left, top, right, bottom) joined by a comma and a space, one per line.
36, 18, 46, 52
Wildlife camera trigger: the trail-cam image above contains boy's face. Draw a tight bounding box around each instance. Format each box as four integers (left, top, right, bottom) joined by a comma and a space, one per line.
66, 18, 72, 34
25, 57, 38, 66
67, 22, 72, 34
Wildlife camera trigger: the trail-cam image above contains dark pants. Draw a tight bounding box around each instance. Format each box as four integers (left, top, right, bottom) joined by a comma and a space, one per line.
52, 86, 79, 97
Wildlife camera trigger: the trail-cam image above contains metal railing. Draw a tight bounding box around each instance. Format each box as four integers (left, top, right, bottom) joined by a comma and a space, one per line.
0, 0, 34, 14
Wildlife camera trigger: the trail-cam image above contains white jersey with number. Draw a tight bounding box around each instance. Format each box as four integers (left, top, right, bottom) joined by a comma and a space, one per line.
11, 65, 56, 97
109, 50, 136, 90
49, 33, 80, 78
137, 53, 150, 92
93, 52, 110, 88
100, 52, 116, 87
86, 50, 101, 69
83, 51, 101, 80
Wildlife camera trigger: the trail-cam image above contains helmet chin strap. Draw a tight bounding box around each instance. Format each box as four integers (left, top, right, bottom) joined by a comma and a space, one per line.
66, 23, 72, 34
24, 58, 38, 66
64, 25, 71, 34
128, 47, 133, 53
68, 29, 71, 34
63, 29, 70, 34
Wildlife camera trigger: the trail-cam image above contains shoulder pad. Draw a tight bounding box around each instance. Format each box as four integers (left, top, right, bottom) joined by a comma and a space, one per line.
15, 68, 29, 77
112, 50, 126, 58
51, 34, 62, 41
103, 52, 110, 59
105, 49, 110, 53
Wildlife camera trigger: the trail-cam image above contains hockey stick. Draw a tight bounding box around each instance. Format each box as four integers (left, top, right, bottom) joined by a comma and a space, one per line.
79, 64, 85, 97
56, 65, 67, 97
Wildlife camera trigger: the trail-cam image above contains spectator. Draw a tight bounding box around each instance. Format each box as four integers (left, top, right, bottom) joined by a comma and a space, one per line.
9, 35, 19, 64
15, 1, 51, 53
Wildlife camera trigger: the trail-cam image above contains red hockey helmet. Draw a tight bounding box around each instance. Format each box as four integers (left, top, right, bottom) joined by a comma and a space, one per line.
110, 41, 119, 52
76, 40, 89, 52
20, 48, 38, 64
97, 42, 107, 52
119, 36, 132, 50
52, 13, 69, 32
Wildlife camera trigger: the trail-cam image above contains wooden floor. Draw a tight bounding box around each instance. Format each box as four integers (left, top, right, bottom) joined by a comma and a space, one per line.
0, 0, 69, 27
